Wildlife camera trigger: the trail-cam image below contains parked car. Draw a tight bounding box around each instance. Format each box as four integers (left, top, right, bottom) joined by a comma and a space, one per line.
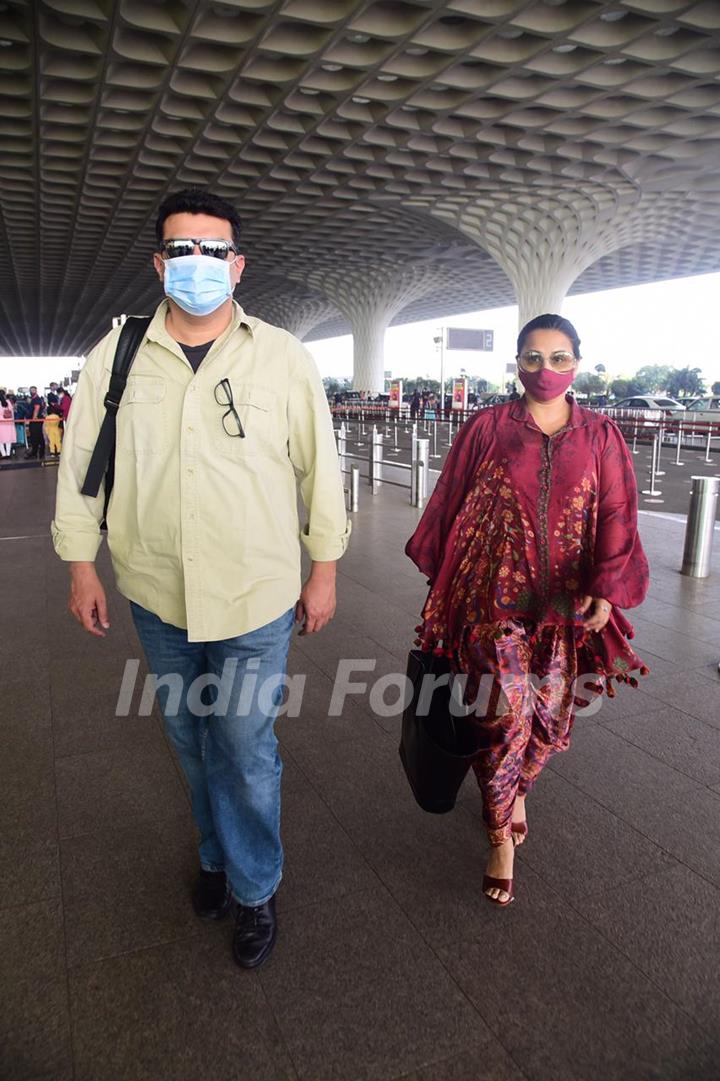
682, 396, 720, 420
610, 395, 684, 416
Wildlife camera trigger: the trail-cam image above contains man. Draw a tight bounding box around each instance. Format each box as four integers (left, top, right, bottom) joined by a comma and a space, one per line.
52, 188, 350, 969
24, 386, 45, 459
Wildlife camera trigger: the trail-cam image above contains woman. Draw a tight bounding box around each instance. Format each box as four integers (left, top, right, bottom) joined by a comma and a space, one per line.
406, 314, 649, 907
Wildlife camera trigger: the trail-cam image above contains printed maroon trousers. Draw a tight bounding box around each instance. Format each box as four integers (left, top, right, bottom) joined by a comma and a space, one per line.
465, 619, 578, 847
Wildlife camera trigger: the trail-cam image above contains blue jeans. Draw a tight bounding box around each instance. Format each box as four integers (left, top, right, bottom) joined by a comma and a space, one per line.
130, 602, 295, 907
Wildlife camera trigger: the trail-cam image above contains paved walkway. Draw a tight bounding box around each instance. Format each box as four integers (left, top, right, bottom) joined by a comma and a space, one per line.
2, 466, 720, 1081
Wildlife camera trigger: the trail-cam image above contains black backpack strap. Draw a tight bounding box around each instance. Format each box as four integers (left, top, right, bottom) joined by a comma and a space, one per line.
81, 316, 152, 504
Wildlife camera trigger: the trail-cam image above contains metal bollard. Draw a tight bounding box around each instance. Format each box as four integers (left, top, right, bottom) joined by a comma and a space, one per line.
631, 418, 639, 455
681, 476, 719, 577
350, 464, 360, 511
431, 421, 440, 459
705, 427, 713, 463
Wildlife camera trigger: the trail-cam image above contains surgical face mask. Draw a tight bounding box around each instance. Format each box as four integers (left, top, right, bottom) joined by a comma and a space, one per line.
163, 254, 233, 316
518, 366, 576, 402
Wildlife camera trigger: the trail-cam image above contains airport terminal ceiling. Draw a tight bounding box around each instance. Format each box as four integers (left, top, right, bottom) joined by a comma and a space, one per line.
1, 0, 720, 357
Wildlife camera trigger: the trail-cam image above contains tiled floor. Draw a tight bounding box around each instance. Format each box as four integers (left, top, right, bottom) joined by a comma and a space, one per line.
2, 466, 720, 1081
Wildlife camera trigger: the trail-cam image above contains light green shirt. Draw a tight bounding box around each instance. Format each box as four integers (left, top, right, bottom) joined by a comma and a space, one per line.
51, 300, 351, 641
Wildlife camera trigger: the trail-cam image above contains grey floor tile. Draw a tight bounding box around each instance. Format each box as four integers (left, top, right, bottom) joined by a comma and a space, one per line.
69, 936, 297, 1081
549, 725, 720, 887
61, 815, 202, 966
0, 837, 61, 910
628, 618, 719, 670
259, 887, 491, 1081
51, 689, 166, 759
0, 900, 73, 1081
633, 671, 720, 730
0, 764, 57, 842
280, 763, 381, 911
575, 863, 720, 1039
397, 1040, 527, 1081
599, 705, 720, 785
55, 745, 190, 839
437, 881, 719, 1081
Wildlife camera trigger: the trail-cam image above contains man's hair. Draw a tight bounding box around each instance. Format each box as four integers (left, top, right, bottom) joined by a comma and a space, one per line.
517, 313, 581, 360
155, 189, 242, 251
29, 385, 37, 392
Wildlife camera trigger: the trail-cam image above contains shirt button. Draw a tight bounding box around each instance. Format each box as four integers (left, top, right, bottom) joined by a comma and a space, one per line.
187, 467, 193, 474
187, 426, 194, 432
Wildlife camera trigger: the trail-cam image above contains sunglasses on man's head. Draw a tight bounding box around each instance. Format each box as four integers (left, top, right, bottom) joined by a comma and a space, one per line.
161, 238, 237, 260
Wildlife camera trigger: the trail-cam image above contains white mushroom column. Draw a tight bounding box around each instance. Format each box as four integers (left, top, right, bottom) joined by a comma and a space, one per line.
308, 266, 437, 393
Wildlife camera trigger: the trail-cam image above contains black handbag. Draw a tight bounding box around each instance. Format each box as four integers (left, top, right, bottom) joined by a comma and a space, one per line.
399, 649, 481, 814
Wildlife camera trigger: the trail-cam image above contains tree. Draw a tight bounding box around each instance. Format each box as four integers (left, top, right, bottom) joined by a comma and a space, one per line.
633, 365, 673, 393
666, 366, 705, 399
712, 381, 720, 395
574, 372, 606, 397
322, 377, 352, 398
610, 378, 644, 400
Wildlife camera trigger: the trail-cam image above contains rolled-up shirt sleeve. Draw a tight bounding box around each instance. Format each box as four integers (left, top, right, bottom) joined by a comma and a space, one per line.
287, 342, 351, 562
50, 343, 109, 562
587, 419, 649, 608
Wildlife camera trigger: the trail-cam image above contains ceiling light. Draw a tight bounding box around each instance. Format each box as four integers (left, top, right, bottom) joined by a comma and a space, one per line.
600, 9, 627, 21
552, 43, 577, 53
348, 32, 369, 43
497, 28, 522, 39
0, 38, 13, 47
377, 73, 398, 82
603, 56, 626, 64
401, 105, 418, 112
406, 46, 428, 55
351, 95, 370, 104
655, 26, 678, 36
299, 87, 319, 95
321, 63, 342, 71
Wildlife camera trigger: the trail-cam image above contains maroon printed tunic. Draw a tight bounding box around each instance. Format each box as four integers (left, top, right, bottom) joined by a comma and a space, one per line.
406, 396, 649, 698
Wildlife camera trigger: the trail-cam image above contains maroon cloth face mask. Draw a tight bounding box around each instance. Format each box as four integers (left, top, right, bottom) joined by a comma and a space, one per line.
518, 366, 576, 402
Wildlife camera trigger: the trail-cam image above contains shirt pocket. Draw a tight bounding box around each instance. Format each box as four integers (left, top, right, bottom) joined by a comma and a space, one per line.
211, 382, 279, 459
116, 376, 167, 455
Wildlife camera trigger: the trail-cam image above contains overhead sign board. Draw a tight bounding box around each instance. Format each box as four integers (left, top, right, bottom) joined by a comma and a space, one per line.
446, 328, 494, 351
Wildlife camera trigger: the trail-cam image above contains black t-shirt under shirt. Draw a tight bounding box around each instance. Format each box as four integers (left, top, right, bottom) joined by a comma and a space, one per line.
178, 340, 215, 373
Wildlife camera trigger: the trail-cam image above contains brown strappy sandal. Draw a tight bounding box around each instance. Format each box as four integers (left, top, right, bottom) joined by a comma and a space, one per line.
482, 875, 514, 907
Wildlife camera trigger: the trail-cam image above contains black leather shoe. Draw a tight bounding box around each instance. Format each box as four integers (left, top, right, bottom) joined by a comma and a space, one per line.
192, 869, 231, 920
233, 894, 277, 969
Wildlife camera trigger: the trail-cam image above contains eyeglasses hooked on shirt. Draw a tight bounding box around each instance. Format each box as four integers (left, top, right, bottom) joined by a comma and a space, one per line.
214, 378, 245, 438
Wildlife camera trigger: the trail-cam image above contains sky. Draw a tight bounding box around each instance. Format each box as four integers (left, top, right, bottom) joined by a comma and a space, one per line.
1, 269, 718, 393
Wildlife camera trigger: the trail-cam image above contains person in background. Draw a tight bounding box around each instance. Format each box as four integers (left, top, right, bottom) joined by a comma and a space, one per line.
0, 389, 15, 458
410, 389, 420, 420
59, 386, 73, 423
24, 386, 45, 459
406, 313, 649, 909
44, 403, 63, 457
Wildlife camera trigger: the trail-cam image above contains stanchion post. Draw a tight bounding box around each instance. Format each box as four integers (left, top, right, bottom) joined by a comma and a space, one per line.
642, 433, 662, 498
336, 423, 346, 474
414, 458, 426, 510
705, 427, 713, 463
350, 464, 359, 512
681, 476, 719, 577
416, 437, 429, 505
674, 420, 685, 466
656, 422, 665, 476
